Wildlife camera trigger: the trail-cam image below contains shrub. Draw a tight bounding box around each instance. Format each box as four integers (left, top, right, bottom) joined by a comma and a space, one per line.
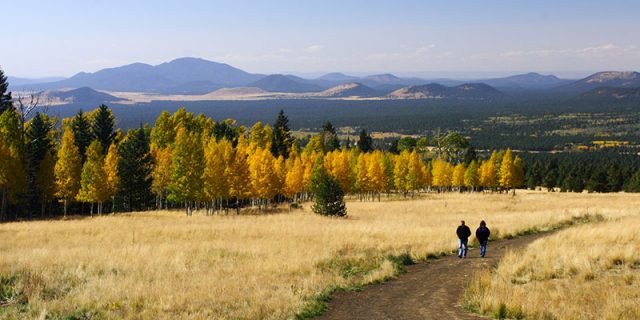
310, 165, 347, 217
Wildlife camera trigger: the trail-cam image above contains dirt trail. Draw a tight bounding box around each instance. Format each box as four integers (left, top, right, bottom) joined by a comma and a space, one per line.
315, 232, 547, 320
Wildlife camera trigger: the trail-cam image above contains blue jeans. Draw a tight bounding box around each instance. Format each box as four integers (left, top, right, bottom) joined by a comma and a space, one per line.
458, 238, 468, 257
479, 240, 487, 257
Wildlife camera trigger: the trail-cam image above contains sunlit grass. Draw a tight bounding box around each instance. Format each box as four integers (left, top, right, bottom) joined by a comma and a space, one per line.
0, 191, 638, 319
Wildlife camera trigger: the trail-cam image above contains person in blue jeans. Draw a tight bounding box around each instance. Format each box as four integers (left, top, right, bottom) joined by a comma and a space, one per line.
475, 220, 491, 258
456, 220, 472, 258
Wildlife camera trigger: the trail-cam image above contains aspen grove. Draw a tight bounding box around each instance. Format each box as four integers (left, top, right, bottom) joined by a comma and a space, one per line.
0, 105, 525, 219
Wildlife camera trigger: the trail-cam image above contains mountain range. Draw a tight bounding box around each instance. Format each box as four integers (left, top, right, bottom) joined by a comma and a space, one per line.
8, 57, 640, 102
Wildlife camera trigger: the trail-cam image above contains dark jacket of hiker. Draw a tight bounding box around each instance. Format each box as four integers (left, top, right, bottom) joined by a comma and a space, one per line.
456, 225, 472, 240
476, 226, 490, 242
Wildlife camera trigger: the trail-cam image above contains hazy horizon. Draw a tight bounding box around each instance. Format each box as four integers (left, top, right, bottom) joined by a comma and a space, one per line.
2, 0, 639, 78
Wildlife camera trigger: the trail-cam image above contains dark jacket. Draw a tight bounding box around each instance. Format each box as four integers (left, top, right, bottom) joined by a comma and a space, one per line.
456, 225, 472, 240
476, 226, 491, 242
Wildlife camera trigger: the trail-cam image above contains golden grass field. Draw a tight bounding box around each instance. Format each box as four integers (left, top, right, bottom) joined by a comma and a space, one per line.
465, 214, 640, 320
1, 191, 639, 319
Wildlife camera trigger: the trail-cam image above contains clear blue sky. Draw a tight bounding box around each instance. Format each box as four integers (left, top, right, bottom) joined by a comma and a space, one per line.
3, 0, 639, 78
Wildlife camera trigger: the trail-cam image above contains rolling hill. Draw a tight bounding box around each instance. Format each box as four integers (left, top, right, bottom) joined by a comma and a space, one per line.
316, 82, 380, 98
45, 87, 127, 105
248, 74, 323, 93
480, 72, 571, 90
558, 71, 640, 93
388, 83, 502, 99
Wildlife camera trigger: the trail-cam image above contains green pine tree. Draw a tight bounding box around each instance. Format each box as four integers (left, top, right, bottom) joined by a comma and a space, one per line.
0, 67, 14, 114
71, 110, 94, 162
357, 129, 374, 153
91, 104, 116, 153
116, 127, 154, 212
271, 109, 293, 158
310, 165, 346, 217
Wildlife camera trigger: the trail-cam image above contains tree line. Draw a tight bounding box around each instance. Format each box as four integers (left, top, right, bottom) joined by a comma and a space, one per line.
1, 99, 527, 220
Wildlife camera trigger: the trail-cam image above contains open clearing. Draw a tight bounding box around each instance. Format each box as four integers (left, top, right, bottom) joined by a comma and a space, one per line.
1, 191, 638, 319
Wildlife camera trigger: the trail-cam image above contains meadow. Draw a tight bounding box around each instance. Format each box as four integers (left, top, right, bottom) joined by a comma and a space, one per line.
1, 191, 639, 319
465, 213, 640, 320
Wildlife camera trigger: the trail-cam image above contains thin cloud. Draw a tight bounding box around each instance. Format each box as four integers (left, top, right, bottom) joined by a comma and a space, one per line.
304, 45, 324, 53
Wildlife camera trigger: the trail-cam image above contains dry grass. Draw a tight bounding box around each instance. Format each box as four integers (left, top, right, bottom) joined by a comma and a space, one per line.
465, 213, 640, 320
1, 191, 638, 319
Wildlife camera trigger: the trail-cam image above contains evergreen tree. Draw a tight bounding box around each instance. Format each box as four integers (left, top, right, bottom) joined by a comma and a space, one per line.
624, 169, 640, 192
70, 110, 93, 162
55, 127, 82, 217
463, 146, 478, 166
357, 129, 374, 153
117, 127, 154, 212
606, 165, 624, 192
322, 121, 341, 152
0, 67, 14, 114
91, 104, 115, 153
271, 110, 293, 158
586, 169, 608, 193
310, 165, 346, 217
25, 113, 54, 218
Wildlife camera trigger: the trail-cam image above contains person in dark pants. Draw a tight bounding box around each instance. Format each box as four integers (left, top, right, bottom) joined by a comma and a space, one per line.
456, 220, 472, 258
475, 220, 491, 258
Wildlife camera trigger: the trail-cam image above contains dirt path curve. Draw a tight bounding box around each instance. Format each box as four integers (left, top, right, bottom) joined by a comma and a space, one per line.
315, 232, 548, 320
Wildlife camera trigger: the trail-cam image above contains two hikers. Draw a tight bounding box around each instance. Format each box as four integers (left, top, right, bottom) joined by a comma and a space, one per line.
456, 220, 491, 258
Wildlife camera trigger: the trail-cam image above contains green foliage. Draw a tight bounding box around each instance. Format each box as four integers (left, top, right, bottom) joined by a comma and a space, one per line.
357, 129, 374, 153
91, 104, 115, 152
310, 165, 346, 217
116, 127, 154, 211
70, 110, 93, 162
271, 109, 293, 158
0, 67, 13, 114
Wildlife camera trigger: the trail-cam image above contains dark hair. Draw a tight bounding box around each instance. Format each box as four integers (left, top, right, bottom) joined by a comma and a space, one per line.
480, 220, 486, 226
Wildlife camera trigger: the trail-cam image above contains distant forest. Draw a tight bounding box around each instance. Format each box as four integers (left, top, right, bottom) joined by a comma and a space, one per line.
43, 94, 640, 151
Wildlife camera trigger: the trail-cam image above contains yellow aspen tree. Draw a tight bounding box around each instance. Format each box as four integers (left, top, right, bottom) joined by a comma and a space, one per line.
151, 145, 172, 210
512, 156, 525, 188
55, 127, 82, 217
248, 122, 271, 150
273, 155, 286, 198
499, 148, 515, 190
464, 160, 480, 191
103, 143, 120, 213
394, 151, 410, 196
226, 143, 252, 213
452, 163, 466, 190
480, 159, 497, 190
421, 164, 432, 190
331, 149, 354, 193
355, 152, 370, 196
168, 127, 205, 216
382, 152, 396, 193
406, 150, 425, 193
432, 159, 453, 190
77, 141, 109, 215
367, 151, 386, 200
284, 155, 304, 199
203, 138, 229, 212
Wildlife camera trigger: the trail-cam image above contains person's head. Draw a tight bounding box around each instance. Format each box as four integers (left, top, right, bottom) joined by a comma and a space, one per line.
460, 220, 465, 226
480, 220, 486, 227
